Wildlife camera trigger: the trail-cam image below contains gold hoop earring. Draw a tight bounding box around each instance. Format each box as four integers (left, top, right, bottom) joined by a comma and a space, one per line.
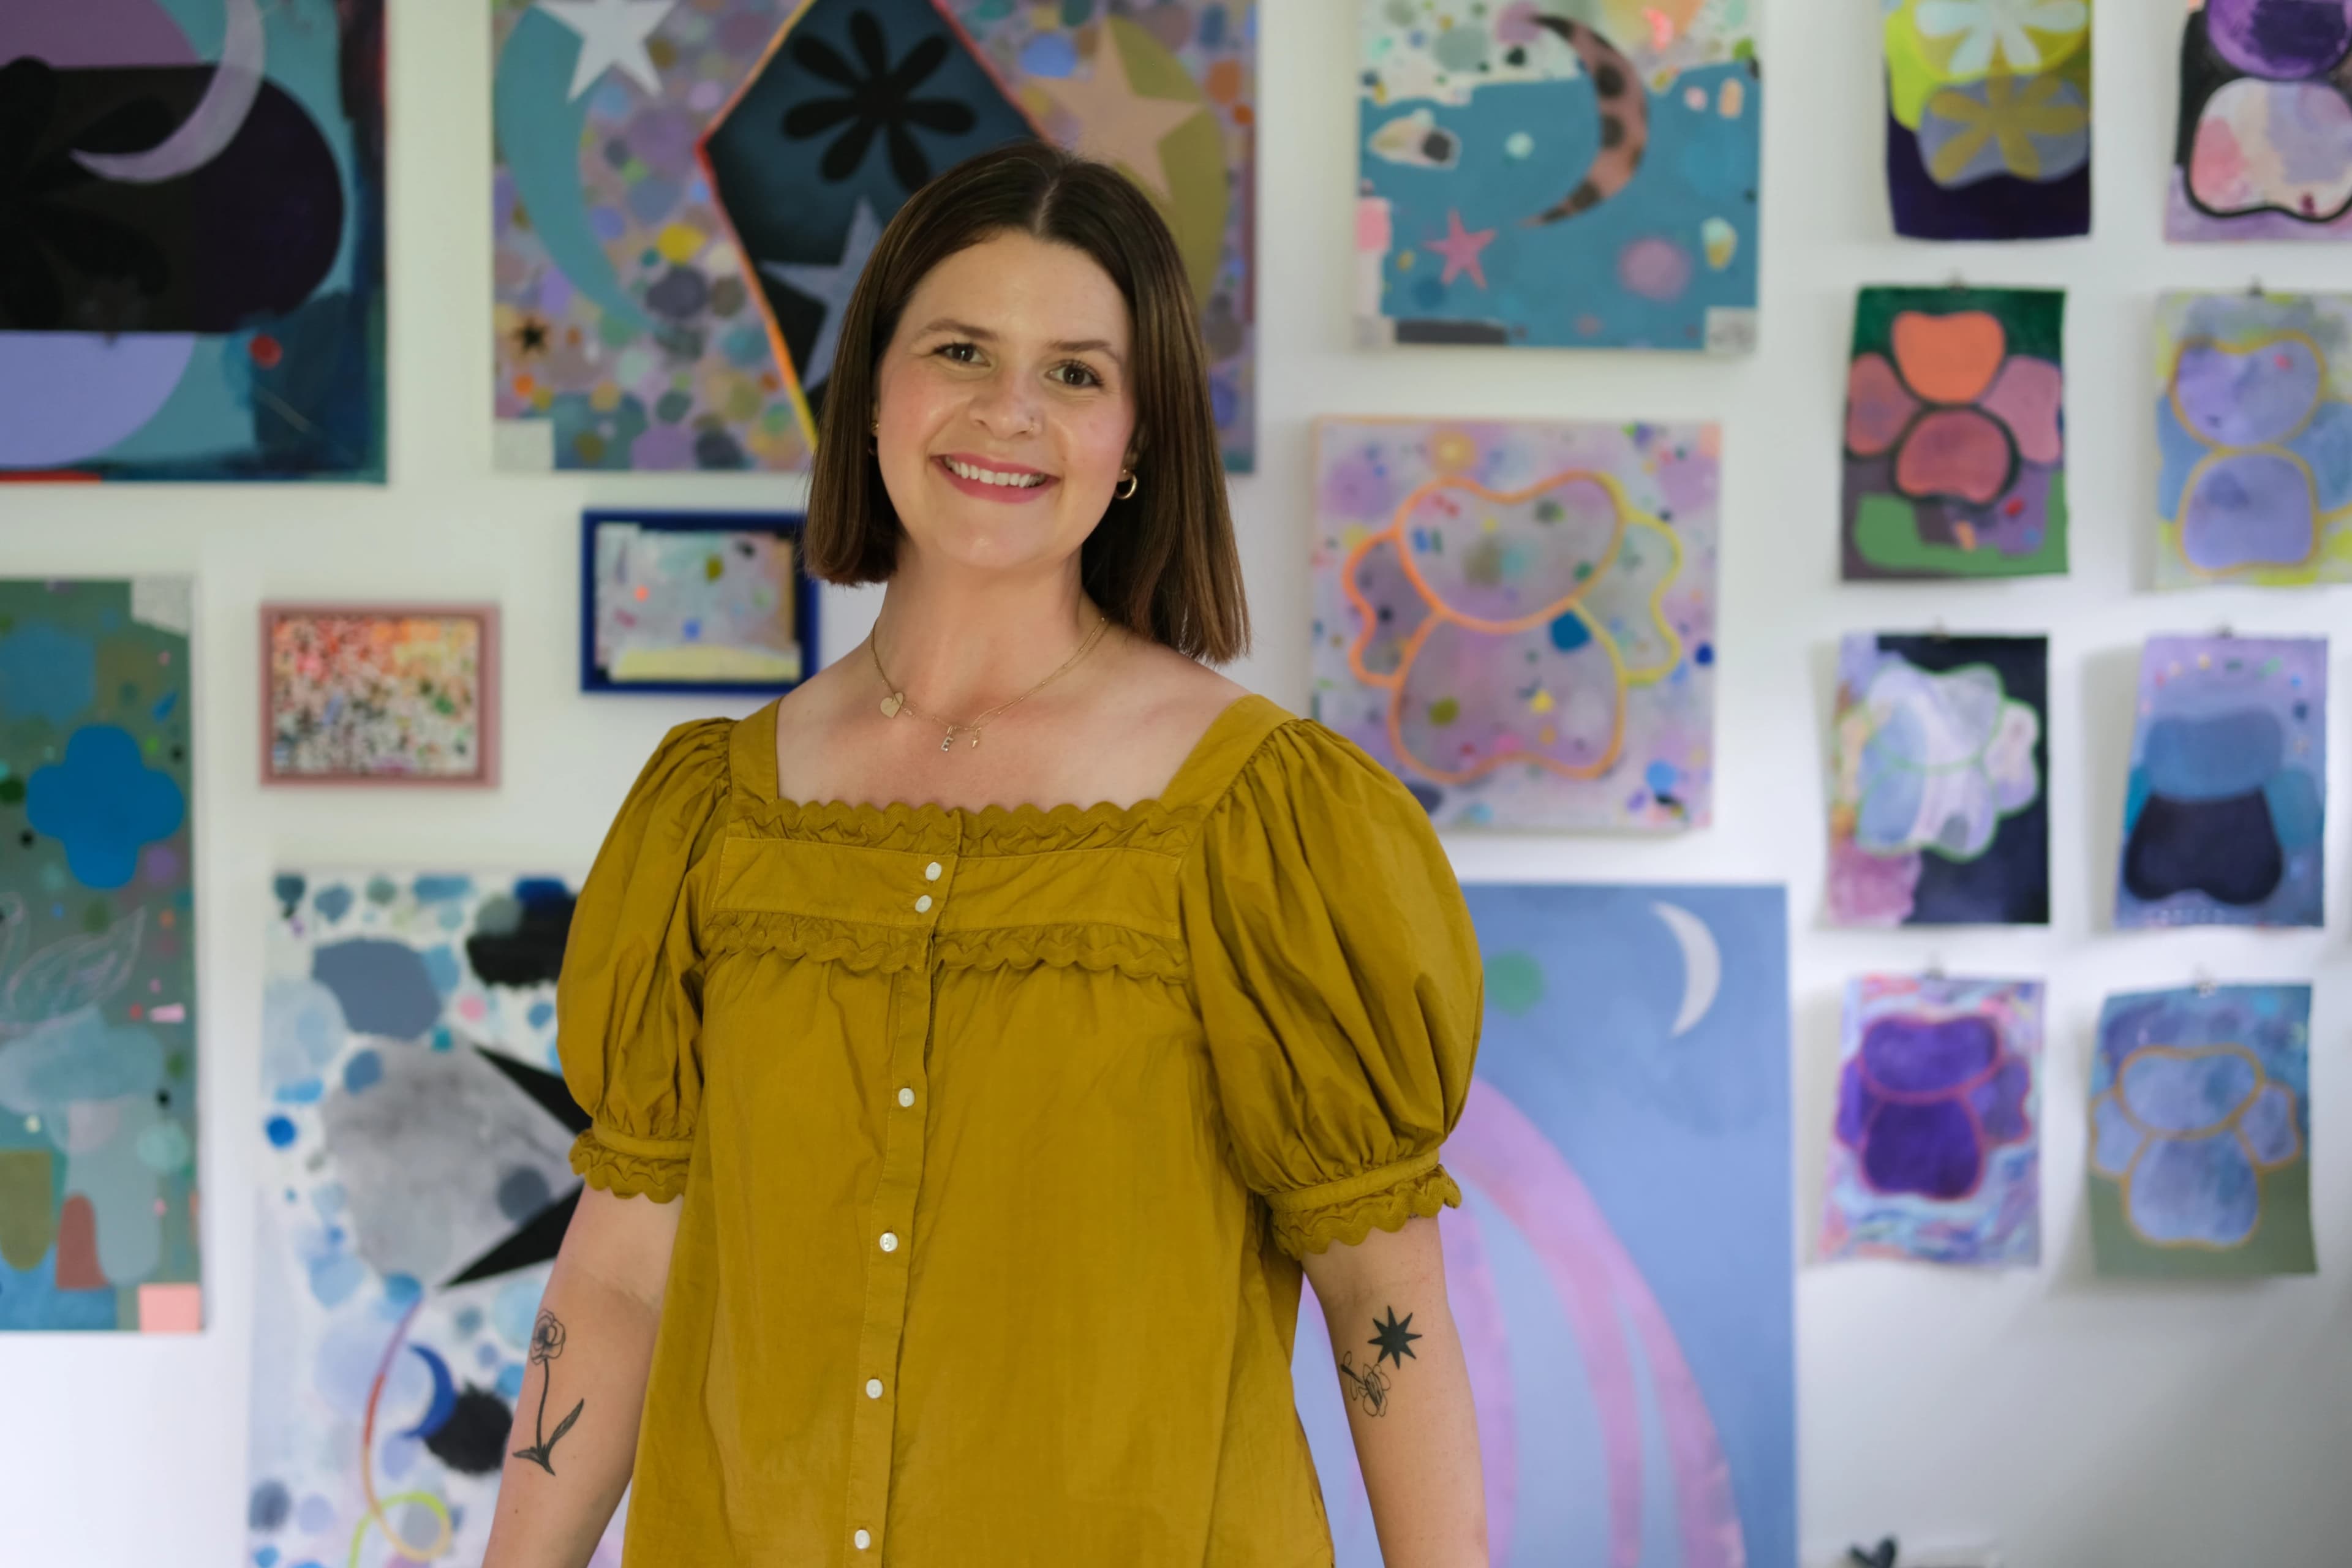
1114, 470, 1139, 501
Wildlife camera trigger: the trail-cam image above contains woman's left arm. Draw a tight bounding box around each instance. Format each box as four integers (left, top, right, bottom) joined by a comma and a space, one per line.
1301, 1214, 1488, 1568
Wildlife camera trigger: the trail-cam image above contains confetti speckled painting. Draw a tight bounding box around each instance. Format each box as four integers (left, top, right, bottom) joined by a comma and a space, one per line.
1312, 418, 1719, 832
492, 0, 1256, 471
263, 606, 499, 786
1354, 0, 1761, 353
249, 872, 625, 1567
0, 579, 198, 1332
1820, 973, 2043, 1268
1882, 0, 2091, 239
583, 510, 818, 694
2170, 0, 2352, 241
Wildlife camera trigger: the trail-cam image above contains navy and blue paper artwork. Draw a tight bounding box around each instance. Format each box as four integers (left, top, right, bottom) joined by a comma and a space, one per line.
2119, 635, 2326, 929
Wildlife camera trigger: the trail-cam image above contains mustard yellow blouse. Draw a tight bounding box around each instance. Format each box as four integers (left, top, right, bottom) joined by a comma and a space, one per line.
557, 693, 1482, 1567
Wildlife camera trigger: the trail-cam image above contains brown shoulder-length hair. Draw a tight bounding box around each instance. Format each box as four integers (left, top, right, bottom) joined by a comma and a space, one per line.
802, 141, 1249, 665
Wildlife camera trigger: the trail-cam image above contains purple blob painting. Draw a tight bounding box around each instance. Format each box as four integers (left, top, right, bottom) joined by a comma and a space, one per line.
1820, 973, 2043, 1268
2170, 1, 2352, 241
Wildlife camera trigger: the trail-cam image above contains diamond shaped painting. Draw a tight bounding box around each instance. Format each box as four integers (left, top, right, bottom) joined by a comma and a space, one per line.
491, 0, 1256, 472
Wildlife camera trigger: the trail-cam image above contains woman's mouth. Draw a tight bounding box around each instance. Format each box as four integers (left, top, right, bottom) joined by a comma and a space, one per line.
936, 453, 1058, 501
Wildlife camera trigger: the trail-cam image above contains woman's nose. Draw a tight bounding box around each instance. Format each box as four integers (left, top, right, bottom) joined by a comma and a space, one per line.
968, 372, 1042, 437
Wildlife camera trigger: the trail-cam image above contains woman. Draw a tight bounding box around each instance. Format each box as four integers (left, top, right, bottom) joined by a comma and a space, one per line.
484, 143, 1488, 1568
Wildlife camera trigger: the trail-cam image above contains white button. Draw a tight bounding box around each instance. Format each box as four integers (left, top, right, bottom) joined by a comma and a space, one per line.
865, 1377, 884, 1398
879, 1231, 899, 1252
925, 861, 942, 881
854, 1528, 872, 1550
915, 894, 932, 913
897, 1087, 914, 1107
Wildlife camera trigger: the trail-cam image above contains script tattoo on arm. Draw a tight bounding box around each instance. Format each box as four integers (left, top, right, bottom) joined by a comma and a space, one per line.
511, 1310, 586, 1476
1336, 1304, 1423, 1419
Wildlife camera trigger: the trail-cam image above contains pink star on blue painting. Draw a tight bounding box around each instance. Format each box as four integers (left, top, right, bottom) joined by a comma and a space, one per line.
1427, 209, 1496, 290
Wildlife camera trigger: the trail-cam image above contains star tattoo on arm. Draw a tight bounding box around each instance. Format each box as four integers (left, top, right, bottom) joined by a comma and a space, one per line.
1368, 1305, 1422, 1370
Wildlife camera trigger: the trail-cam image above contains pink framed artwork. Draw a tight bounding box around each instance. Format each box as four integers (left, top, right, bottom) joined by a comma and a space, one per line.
260, 605, 501, 786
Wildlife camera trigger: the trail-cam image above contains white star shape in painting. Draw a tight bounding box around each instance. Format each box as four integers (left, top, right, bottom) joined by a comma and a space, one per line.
1038, 32, 1205, 202
760, 197, 885, 391
538, 0, 678, 100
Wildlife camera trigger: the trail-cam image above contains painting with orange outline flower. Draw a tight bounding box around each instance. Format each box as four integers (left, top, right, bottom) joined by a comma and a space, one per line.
1311, 418, 1718, 831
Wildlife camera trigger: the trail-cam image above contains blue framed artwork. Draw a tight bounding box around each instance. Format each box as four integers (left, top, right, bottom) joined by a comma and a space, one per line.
579, 510, 820, 696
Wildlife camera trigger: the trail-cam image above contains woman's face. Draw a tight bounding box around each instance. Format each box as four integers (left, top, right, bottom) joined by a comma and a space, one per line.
872, 230, 1137, 578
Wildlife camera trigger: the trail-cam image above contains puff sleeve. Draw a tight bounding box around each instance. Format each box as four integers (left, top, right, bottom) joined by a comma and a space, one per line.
556, 718, 734, 1202
1178, 720, 1483, 1259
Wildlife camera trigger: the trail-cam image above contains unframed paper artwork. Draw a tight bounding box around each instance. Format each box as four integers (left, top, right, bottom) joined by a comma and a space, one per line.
1820, 973, 2043, 1268
0, 579, 198, 1331
1354, 1, 1761, 353
1296, 884, 1793, 1568
2090, 984, 2314, 1276
1311, 418, 1719, 831
0, 0, 386, 480
587, 514, 809, 691
2169, 1, 2352, 241
1842, 287, 2068, 580
1882, 0, 2091, 239
2155, 290, 2352, 586
1828, 634, 2048, 927
266, 609, 495, 784
492, 0, 1257, 471
249, 872, 625, 1567
2119, 636, 2326, 929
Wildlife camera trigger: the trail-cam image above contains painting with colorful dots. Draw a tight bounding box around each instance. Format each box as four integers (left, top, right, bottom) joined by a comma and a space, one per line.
1827, 633, 2048, 928
0, 579, 199, 1332
1841, 286, 2068, 581
1881, 0, 2091, 239
581, 509, 820, 695
1297, 883, 1793, 1565
2169, 1, 2352, 242
2090, 984, 2315, 1278
491, 0, 1257, 472
0, 0, 387, 481
1311, 417, 1718, 832
2155, 291, 2352, 586
1819, 973, 2043, 1268
1353, 1, 1760, 353
2117, 636, 2326, 930
262, 605, 500, 786
249, 872, 627, 1567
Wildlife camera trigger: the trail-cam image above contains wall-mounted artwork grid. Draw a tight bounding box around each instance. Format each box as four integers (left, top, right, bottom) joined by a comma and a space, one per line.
581, 511, 819, 695
2169, 1, 2352, 242
262, 606, 500, 788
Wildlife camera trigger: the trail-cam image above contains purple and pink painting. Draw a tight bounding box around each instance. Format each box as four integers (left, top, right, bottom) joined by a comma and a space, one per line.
2170, 0, 2352, 241
1819, 973, 2043, 1268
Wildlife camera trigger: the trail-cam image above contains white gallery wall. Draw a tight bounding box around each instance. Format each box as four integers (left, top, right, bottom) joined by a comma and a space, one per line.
4, 1, 2350, 1563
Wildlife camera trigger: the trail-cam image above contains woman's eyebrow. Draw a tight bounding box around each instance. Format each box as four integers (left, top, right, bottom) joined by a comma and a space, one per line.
914, 317, 1123, 365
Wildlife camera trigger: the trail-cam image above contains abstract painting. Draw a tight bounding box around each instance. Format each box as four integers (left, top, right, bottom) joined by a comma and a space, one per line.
1882, 0, 2090, 239
249, 872, 625, 1566
1354, 2, 1761, 354
2118, 635, 2326, 929
582, 510, 819, 695
0, 1, 387, 481
0, 579, 198, 1332
2169, 1, 2352, 241
1842, 287, 2068, 580
491, 0, 1256, 472
1828, 634, 2049, 928
2155, 290, 2352, 586
263, 605, 500, 787
2090, 984, 2314, 1277
1819, 973, 2043, 1268
1297, 884, 1792, 1568
1311, 418, 1719, 832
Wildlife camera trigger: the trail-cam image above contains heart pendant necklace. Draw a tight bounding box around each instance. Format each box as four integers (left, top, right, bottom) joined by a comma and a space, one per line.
869, 612, 1110, 755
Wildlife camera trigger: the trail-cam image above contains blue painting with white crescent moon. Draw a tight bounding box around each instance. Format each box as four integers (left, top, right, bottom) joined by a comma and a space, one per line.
247, 871, 626, 1568
1296, 883, 1795, 1568
0, 0, 386, 480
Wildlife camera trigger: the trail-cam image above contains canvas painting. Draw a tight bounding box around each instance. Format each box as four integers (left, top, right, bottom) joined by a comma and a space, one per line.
1310, 418, 1719, 832
2090, 984, 2315, 1277
1354, 2, 1761, 354
2155, 290, 2352, 586
249, 872, 625, 1565
582, 510, 818, 694
2119, 635, 2326, 929
263, 606, 500, 786
1297, 883, 1793, 1567
1842, 287, 2068, 580
0, 1, 386, 480
0, 579, 198, 1332
1820, 973, 2043, 1268
491, 0, 1256, 472
1882, 0, 2090, 239
1828, 634, 2048, 928
2169, 1, 2352, 241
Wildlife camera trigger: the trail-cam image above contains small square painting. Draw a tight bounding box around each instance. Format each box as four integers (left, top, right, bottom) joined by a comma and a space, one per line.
262, 605, 498, 786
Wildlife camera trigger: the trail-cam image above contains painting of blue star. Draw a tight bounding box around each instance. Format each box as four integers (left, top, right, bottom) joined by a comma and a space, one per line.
0, 579, 200, 1332
492, 0, 1257, 471
1356, 2, 1760, 353
0, 0, 386, 481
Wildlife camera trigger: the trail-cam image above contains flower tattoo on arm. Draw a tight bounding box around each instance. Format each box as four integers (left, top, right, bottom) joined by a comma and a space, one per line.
1337, 1305, 1422, 1419
511, 1310, 584, 1476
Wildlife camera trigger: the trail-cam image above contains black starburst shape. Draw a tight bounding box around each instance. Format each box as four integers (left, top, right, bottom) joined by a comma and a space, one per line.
1368, 1305, 1421, 1370
780, 9, 978, 191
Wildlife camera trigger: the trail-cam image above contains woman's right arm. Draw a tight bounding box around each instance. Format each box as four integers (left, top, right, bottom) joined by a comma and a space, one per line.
481, 1186, 680, 1568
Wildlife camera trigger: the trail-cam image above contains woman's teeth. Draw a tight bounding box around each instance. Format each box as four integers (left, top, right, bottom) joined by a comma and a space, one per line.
945, 458, 1047, 488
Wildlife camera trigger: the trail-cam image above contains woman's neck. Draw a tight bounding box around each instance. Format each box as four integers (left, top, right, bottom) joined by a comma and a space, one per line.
867, 551, 1104, 720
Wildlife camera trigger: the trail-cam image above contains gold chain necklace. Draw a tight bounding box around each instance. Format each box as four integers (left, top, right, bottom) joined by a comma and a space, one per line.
871, 611, 1111, 753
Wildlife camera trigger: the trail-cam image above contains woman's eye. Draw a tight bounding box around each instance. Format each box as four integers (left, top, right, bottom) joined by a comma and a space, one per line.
1054, 363, 1102, 388
937, 341, 979, 363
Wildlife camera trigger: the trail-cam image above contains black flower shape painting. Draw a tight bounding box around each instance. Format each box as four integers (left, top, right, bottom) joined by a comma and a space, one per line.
782, 9, 977, 192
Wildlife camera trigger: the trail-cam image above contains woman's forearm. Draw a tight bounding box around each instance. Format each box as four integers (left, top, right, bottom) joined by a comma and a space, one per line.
1302, 1215, 1488, 1568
